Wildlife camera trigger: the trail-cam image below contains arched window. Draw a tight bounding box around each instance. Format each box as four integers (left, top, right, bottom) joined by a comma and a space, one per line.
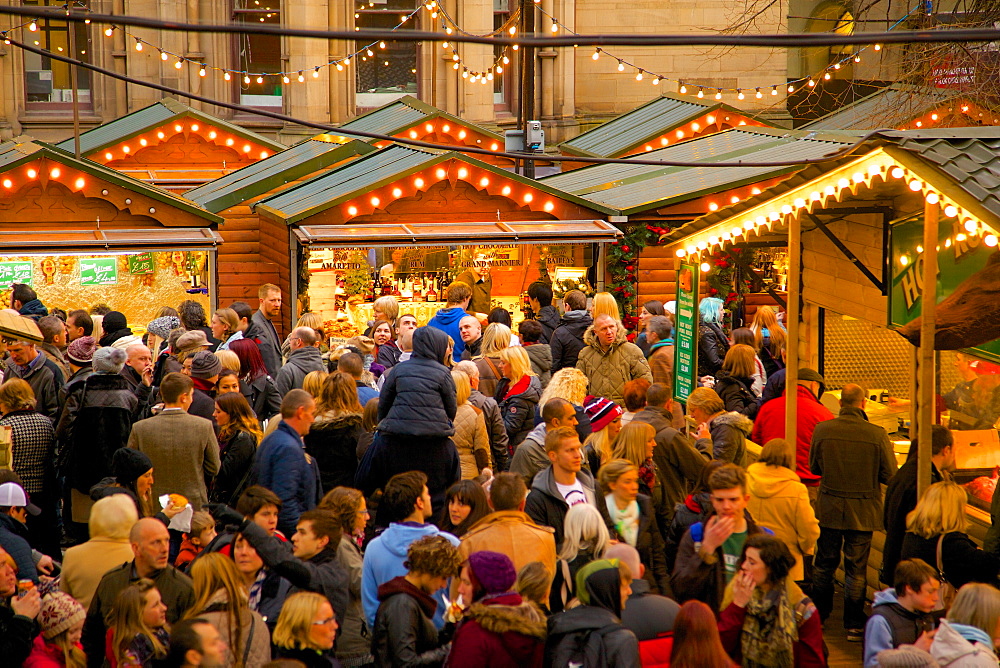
803, 3, 854, 80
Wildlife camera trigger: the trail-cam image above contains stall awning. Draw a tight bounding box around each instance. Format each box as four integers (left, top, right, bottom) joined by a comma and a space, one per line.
293, 220, 622, 246
0, 228, 222, 253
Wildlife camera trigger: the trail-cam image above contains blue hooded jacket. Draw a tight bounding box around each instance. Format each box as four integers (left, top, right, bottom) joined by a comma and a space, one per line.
377, 326, 457, 437
427, 306, 468, 361
361, 522, 459, 629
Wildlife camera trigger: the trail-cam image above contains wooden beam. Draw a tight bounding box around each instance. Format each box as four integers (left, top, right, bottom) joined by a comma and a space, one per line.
785, 213, 801, 449
917, 200, 939, 497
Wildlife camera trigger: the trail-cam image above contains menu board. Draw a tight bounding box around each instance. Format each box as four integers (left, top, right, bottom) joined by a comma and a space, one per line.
80, 257, 118, 286
0, 261, 32, 286
673, 262, 699, 402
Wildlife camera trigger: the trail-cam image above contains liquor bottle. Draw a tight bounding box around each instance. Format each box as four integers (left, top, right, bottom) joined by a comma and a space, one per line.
413, 274, 423, 300
425, 279, 438, 302
401, 277, 413, 300
390, 278, 401, 297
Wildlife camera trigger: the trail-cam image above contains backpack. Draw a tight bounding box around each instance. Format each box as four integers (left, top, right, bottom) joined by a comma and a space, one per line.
546, 622, 621, 668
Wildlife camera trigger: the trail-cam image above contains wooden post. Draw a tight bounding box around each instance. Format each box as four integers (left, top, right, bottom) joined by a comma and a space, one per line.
917, 200, 939, 497
785, 213, 801, 445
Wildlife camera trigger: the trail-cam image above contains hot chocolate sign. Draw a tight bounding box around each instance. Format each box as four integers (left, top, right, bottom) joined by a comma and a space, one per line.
79, 257, 119, 286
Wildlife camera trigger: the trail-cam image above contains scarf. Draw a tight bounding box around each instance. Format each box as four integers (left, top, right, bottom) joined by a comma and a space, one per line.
638, 458, 656, 490
605, 495, 640, 547
248, 569, 266, 611
741, 581, 798, 668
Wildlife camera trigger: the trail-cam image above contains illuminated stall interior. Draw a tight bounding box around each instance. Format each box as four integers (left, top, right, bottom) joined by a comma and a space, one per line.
0, 139, 222, 327
669, 128, 1000, 582
251, 143, 619, 338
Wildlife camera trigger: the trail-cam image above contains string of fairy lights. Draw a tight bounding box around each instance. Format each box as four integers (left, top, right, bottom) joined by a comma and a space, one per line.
3, 0, 922, 98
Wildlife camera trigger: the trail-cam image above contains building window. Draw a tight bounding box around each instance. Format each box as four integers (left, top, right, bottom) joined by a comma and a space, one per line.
22, 0, 92, 111
355, 0, 418, 110
233, 0, 282, 109
493, 0, 511, 108
803, 5, 854, 80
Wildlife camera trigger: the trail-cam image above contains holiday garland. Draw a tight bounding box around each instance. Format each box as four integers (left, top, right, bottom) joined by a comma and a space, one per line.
607, 223, 670, 331
706, 247, 757, 309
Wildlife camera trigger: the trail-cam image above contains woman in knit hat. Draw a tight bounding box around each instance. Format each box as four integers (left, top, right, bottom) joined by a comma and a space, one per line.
24, 591, 86, 668
581, 396, 623, 477
92, 448, 182, 525
447, 550, 546, 668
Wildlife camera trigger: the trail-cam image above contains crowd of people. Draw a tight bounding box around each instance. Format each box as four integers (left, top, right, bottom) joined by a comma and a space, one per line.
0, 280, 995, 667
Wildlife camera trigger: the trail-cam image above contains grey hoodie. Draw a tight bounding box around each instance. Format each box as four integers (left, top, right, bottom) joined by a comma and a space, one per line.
275, 345, 325, 396
509, 422, 549, 485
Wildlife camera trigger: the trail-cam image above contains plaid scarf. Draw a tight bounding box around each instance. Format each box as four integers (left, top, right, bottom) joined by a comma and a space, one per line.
741, 581, 798, 668
638, 458, 656, 490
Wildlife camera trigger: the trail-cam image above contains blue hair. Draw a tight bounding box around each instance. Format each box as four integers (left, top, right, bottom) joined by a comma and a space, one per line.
699, 297, 724, 324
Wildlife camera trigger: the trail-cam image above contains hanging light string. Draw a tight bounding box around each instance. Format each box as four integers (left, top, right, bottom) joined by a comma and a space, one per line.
534, 2, 920, 99
434, 2, 520, 83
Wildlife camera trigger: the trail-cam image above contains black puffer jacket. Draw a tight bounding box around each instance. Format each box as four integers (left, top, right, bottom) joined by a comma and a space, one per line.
550, 310, 592, 373
242, 374, 281, 421
697, 321, 730, 377
714, 369, 757, 416
57, 373, 137, 493
211, 429, 257, 506
535, 305, 562, 344
305, 412, 364, 493
378, 327, 457, 438
696, 411, 753, 466
495, 375, 543, 452
376, 341, 402, 369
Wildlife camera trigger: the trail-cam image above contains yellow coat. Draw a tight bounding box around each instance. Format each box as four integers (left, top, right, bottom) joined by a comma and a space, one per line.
746, 462, 820, 581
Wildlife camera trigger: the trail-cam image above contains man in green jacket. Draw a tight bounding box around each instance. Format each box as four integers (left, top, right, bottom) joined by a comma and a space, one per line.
576, 314, 652, 406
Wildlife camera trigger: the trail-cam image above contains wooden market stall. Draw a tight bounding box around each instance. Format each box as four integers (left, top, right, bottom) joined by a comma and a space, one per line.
250, 143, 621, 337
184, 139, 376, 332
543, 126, 856, 315
0, 138, 223, 327
556, 92, 771, 172
663, 127, 1000, 592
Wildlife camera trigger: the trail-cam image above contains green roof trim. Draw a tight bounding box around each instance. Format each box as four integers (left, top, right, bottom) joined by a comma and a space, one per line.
335, 95, 503, 142
0, 138, 223, 224
184, 139, 375, 213
543, 127, 855, 215
558, 92, 771, 159
254, 143, 615, 225
53, 98, 285, 155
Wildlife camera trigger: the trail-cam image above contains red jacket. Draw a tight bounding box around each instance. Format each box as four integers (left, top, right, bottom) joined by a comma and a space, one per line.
719, 601, 826, 667
751, 386, 833, 485
24, 635, 71, 668
174, 535, 202, 572
445, 592, 546, 668
638, 633, 673, 668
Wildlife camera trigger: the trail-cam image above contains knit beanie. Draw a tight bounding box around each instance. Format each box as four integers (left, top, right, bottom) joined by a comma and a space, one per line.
39, 591, 86, 639
147, 315, 181, 339
467, 550, 517, 596
66, 336, 97, 365
189, 350, 222, 379
93, 346, 126, 374
584, 395, 623, 433
112, 447, 153, 486
102, 311, 127, 334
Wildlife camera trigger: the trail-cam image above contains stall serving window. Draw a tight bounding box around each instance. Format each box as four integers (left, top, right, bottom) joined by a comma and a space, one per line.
293, 220, 618, 340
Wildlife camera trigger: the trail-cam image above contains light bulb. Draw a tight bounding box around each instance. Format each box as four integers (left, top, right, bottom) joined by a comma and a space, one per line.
224, 72, 231, 81
635, 71, 643, 81
29, 22, 37, 32
313, 68, 320, 78
771, 86, 778, 95
256, 76, 263, 84
135, 40, 143, 51
592, 48, 600, 61
175, 59, 183, 70
715, 91, 722, 100
679, 84, 687, 94
244, 74, 251, 84
200, 67, 207, 77
550, 20, 558, 33
617, 61, 624, 72
105, 27, 114, 37
737, 90, 745, 100
755, 88, 762, 99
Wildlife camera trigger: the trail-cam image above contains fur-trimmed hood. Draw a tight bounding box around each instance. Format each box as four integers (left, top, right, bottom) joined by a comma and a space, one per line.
712, 410, 753, 436
582, 323, 628, 353
311, 411, 363, 431
466, 596, 547, 640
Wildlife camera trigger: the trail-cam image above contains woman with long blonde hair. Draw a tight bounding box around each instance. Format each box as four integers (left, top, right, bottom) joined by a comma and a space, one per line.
306, 372, 364, 492
496, 346, 542, 451
272, 592, 339, 666
211, 392, 262, 505
591, 292, 621, 323
537, 367, 592, 441
184, 553, 270, 667
750, 305, 786, 377
474, 322, 513, 398
901, 481, 1000, 590
109, 580, 169, 667
302, 369, 329, 400
451, 369, 490, 479
550, 504, 611, 613
613, 421, 669, 530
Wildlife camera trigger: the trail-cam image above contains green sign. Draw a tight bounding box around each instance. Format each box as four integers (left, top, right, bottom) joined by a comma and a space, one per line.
79, 257, 118, 286
0, 261, 32, 287
128, 253, 155, 275
889, 213, 1000, 362
673, 262, 700, 402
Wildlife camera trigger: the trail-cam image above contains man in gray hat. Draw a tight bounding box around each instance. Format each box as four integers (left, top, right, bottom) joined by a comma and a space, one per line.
187, 351, 222, 426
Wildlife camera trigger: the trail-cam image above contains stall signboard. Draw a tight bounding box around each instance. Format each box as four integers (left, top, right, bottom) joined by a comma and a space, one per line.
80, 257, 119, 286
674, 262, 699, 402
0, 261, 32, 287
889, 213, 1000, 362
128, 253, 155, 275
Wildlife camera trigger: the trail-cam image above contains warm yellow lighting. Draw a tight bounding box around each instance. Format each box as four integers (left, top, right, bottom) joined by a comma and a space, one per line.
435, 168, 447, 179
370, 196, 380, 207
347, 206, 358, 216
458, 130, 467, 139
479, 177, 489, 187
926, 192, 940, 204
457, 167, 468, 179
891, 167, 905, 179
909, 180, 923, 191
226, 138, 235, 146
26, 169, 37, 179
209, 131, 217, 140
899, 255, 909, 266
157, 132, 166, 140
1, 179, 11, 189
675, 249, 686, 258
986, 235, 998, 247
104, 152, 113, 161
544, 201, 555, 212
701, 262, 711, 272
259, 151, 269, 159
74, 177, 85, 189
243, 144, 251, 153
945, 205, 958, 218
122, 146, 130, 154
502, 185, 512, 196
965, 220, 977, 233
139, 138, 147, 147
50, 167, 61, 178
414, 177, 425, 188
708, 202, 718, 211
524, 193, 534, 203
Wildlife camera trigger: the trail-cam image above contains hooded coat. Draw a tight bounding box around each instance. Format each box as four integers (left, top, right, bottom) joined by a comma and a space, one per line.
863, 588, 941, 667
378, 327, 457, 438
696, 411, 753, 466
697, 320, 729, 377
17, 299, 47, 320
535, 305, 562, 344
305, 411, 364, 493
361, 522, 460, 629
713, 369, 758, 416
545, 561, 639, 668
496, 375, 543, 451
930, 619, 999, 667
753, 385, 834, 486
446, 592, 546, 668
275, 346, 325, 396
746, 462, 820, 581
523, 344, 552, 388
427, 306, 470, 362
549, 310, 592, 372
575, 326, 652, 406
